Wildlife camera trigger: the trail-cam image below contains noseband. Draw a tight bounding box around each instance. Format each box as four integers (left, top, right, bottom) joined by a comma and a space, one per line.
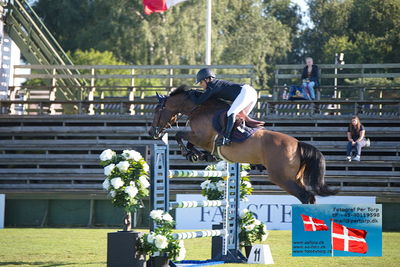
154, 97, 177, 133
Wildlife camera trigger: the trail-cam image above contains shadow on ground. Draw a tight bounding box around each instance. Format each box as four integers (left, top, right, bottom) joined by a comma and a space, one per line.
0, 262, 106, 267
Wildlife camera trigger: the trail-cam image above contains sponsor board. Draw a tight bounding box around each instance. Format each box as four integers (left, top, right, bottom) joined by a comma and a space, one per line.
175, 194, 375, 230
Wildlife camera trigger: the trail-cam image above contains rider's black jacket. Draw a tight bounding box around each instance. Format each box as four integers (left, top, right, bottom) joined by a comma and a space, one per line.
189, 79, 243, 105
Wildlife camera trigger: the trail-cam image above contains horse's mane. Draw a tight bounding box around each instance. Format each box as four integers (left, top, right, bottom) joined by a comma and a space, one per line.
169, 85, 191, 96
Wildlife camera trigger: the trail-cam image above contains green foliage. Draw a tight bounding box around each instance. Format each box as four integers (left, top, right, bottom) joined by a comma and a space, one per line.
32, 0, 400, 88
239, 209, 269, 247
69, 49, 131, 96
201, 162, 253, 200
99, 149, 150, 212
33, 0, 293, 88
138, 210, 186, 261
303, 0, 400, 64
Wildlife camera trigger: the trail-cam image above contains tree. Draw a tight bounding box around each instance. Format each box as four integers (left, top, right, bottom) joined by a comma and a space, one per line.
33, 0, 292, 88
303, 0, 400, 63
263, 0, 303, 63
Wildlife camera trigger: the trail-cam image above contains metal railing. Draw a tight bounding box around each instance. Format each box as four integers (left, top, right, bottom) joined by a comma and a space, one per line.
273, 63, 400, 100
1, 98, 399, 118
5, 0, 84, 100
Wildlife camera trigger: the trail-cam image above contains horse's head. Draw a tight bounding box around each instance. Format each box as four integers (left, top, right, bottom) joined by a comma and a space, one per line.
149, 85, 193, 139
148, 92, 178, 139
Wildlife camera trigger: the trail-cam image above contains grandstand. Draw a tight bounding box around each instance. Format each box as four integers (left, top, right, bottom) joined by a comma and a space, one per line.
0, 64, 399, 230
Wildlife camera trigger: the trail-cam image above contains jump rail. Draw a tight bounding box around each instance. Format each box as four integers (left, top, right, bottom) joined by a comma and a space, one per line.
150, 134, 245, 263
172, 230, 226, 240
169, 200, 227, 209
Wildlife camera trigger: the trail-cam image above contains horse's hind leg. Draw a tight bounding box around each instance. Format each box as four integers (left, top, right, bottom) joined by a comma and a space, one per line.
269, 172, 315, 204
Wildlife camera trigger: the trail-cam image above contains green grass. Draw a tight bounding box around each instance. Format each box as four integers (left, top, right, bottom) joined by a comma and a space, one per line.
0, 229, 399, 267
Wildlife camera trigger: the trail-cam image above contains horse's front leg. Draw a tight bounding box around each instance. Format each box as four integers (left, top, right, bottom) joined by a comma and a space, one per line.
176, 131, 208, 162
175, 131, 191, 156
186, 142, 219, 162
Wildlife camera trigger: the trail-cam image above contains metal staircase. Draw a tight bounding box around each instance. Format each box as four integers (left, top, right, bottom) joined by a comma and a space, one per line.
4, 0, 84, 101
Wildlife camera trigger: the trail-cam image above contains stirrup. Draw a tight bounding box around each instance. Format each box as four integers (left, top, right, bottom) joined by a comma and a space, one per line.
216, 135, 231, 147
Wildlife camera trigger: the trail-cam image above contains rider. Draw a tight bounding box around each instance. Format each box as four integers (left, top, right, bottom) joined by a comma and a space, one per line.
189, 68, 258, 146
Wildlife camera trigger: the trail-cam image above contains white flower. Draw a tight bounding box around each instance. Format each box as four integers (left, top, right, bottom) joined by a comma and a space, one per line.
110, 177, 124, 189
254, 219, 261, 226
240, 209, 249, 218
99, 149, 116, 161
139, 176, 150, 188
243, 181, 252, 188
150, 209, 164, 220
241, 171, 249, 177
116, 161, 130, 172
110, 190, 116, 198
261, 232, 269, 241
122, 149, 143, 161
104, 164, 115, 176
216, 180, 226, 192
154, 235, 168, 249
208, 183, 217, 190
176, 246, 186, 261
143, 162, 150, 173
215, 161, 227, 171
200, 180, 210, 189
124, 185, 138, 198
102, 179, 110, 190
162, 213, 173, 222
245, 224, 255, 231
242, 196, 249, 202
147, 233, 155, 244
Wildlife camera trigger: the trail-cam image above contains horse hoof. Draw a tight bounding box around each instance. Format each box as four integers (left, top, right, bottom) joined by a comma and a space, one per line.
186, 153, 198, 162
190, 154, 199, 162
186, 153, 195, 162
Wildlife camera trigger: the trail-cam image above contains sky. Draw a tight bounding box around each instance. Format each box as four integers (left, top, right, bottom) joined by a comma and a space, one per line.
291, 0, 312, 27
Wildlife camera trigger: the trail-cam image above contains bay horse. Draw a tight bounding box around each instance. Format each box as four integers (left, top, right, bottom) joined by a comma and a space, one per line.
148, 85, 338, 204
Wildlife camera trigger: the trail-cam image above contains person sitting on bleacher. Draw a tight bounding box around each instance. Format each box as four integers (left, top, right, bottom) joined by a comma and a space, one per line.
346, 116, 368, 162
301, 57, 319, 100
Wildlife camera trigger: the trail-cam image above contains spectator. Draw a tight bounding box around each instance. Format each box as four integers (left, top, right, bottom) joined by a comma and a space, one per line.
346, 116, 367, 162
301, 57, 319, 100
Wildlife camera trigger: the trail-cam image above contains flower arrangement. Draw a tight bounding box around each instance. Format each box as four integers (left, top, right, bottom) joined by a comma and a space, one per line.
200, 161, 253, 201
138, 210, 186, 262
99, 149, 150, 230
239, 209, 269, 247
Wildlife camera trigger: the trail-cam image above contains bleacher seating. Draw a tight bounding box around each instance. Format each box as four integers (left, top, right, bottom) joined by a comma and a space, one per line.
0, 115, 398, 197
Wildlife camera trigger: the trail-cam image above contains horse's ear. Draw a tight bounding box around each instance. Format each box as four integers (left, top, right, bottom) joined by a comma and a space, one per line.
156, 92, 162, 102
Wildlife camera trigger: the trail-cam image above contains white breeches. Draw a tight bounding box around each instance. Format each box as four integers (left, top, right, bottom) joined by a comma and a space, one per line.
227, 84, 258, 116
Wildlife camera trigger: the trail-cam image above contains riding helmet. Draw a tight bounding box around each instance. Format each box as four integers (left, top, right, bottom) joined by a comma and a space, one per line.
195, 68, 216, 84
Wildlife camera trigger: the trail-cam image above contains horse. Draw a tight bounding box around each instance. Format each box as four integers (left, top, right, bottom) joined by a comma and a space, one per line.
148, 85, 338, 204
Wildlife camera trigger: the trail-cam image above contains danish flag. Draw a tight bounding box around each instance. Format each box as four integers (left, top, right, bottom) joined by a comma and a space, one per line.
332, 222, 368, 254
143, 0, 188, 15
300, 214, 329, 231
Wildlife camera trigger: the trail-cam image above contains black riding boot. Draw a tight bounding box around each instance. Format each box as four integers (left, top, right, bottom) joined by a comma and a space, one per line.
217, 114, 235, 146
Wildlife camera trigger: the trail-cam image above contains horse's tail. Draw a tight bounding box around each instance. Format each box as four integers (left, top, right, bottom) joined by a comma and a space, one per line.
297, 142, 339, 196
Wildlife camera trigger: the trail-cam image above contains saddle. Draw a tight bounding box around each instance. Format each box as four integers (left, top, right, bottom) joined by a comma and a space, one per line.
212, 109, 265, 143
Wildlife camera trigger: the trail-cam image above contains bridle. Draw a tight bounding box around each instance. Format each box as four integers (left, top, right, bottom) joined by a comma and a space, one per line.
152, 91, 199, 135
153, 96, 178, 135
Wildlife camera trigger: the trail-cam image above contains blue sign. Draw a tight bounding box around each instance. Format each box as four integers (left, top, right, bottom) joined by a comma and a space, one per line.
292, 204, 382, 257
